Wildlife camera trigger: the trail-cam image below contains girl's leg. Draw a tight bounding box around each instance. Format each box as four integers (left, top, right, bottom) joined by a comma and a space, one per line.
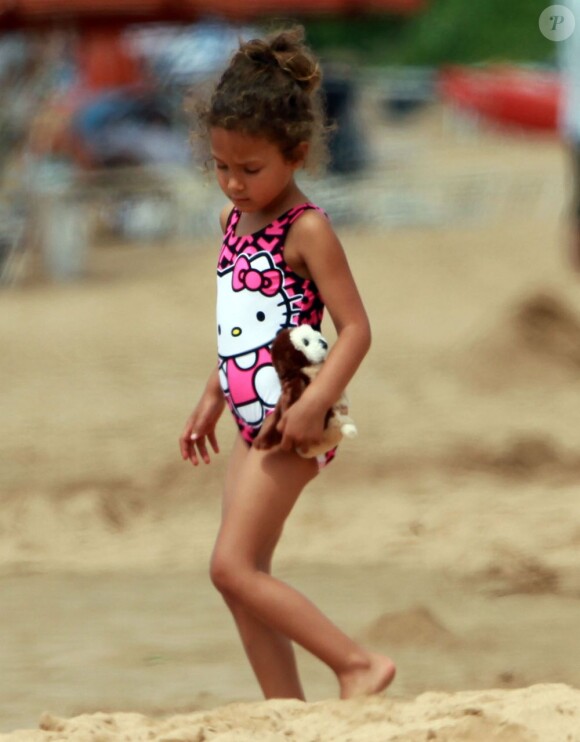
210, 444, 396, 699
214, 435, 305, 700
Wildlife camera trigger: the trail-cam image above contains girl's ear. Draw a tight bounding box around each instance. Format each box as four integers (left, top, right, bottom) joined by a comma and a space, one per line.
289, 141, 309, 169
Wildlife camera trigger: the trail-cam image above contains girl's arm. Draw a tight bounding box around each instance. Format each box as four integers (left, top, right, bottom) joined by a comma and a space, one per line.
277, 212, 371, 451
179, 203, 232, 465
179, 366, 225, 466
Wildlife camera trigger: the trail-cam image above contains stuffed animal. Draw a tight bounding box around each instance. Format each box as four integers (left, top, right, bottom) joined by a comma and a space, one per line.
253, 325, 358, 458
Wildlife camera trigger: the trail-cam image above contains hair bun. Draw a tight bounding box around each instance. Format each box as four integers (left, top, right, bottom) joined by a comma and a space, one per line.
242, 27, 321, 94
242, 38, 278, 68
269, 28, 321, 94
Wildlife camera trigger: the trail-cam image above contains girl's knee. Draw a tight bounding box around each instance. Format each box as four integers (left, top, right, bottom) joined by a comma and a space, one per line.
209, 551, 229, 594
210, 550, 250, 598
210, 534, 277, 596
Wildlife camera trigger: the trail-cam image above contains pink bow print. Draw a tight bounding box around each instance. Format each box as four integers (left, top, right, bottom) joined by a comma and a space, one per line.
232, 255, 282, 297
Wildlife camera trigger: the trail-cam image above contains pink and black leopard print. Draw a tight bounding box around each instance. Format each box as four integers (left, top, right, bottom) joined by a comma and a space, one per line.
216, 202, 333, 463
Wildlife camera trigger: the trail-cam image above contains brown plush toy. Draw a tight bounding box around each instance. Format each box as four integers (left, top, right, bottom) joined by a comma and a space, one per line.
253, 325, 358, 458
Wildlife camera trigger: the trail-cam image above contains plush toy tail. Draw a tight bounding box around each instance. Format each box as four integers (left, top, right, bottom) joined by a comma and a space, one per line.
341, 423, 358, 439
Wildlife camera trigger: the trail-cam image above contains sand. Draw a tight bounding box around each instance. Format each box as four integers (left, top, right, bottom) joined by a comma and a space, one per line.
1, 104, 580, 739
0, 684, 578, 741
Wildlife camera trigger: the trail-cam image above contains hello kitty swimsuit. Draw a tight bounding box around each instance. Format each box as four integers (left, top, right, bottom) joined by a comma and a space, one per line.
216, 202, 326, 445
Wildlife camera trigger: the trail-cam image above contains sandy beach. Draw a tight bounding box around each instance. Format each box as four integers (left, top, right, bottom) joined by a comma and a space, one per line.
1, 104, 580, 740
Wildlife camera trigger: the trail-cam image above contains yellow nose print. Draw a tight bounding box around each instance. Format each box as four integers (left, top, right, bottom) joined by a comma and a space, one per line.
231, 327, 242, 337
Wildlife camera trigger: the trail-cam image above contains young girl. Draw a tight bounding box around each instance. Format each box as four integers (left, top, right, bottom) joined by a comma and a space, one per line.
179, 26, 395, 701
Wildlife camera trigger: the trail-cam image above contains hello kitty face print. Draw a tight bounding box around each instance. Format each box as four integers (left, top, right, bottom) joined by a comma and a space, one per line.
216, 252, 299, 428
217, 252, 298, 359
216, 203, 327, 444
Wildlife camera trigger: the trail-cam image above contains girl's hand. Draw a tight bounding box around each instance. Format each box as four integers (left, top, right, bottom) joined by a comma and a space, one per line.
179, 388, 225, 466
276, 394, 326, 453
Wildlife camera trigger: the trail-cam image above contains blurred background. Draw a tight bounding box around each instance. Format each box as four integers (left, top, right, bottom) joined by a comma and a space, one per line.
0, 0, 560, 283
3, 0, 580, 735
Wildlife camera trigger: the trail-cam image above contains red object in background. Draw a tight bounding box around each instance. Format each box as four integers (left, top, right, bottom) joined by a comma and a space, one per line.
1, 0, 426, 28
439, 66, 561, 133
78, 27, 145, 91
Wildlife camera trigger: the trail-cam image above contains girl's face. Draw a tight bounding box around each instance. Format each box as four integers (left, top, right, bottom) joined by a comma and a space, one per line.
210, 128, 306, 213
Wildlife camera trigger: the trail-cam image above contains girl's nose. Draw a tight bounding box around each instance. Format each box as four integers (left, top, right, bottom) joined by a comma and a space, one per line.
228, 176, 243, 193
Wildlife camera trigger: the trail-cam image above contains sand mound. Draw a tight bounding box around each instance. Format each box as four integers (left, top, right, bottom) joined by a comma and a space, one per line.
462, 290, 580, 389
363, 605, 459, 649
515, 293, 580, 368
442, 433, 577, 480
0, 684, 577, 741
481, 546, 560, 597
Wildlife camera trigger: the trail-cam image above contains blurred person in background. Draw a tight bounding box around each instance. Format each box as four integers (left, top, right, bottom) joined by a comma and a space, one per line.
559, 0, 580, 268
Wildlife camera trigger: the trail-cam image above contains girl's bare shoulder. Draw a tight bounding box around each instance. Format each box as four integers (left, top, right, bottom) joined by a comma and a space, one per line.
219, 202, 235, 233
287, 207, 344, 257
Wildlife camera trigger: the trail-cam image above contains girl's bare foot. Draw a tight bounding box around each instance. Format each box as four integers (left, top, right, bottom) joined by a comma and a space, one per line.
338, 652, 396, 699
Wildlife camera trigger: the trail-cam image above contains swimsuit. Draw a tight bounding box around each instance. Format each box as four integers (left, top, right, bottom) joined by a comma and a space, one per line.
216, 202, 335, 464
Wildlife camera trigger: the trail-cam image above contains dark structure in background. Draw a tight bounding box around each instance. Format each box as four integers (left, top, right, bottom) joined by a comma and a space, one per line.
323, 68, 368, 174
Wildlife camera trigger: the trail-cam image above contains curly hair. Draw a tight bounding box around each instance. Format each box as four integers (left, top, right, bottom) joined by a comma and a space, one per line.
195, 26, 329, 171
